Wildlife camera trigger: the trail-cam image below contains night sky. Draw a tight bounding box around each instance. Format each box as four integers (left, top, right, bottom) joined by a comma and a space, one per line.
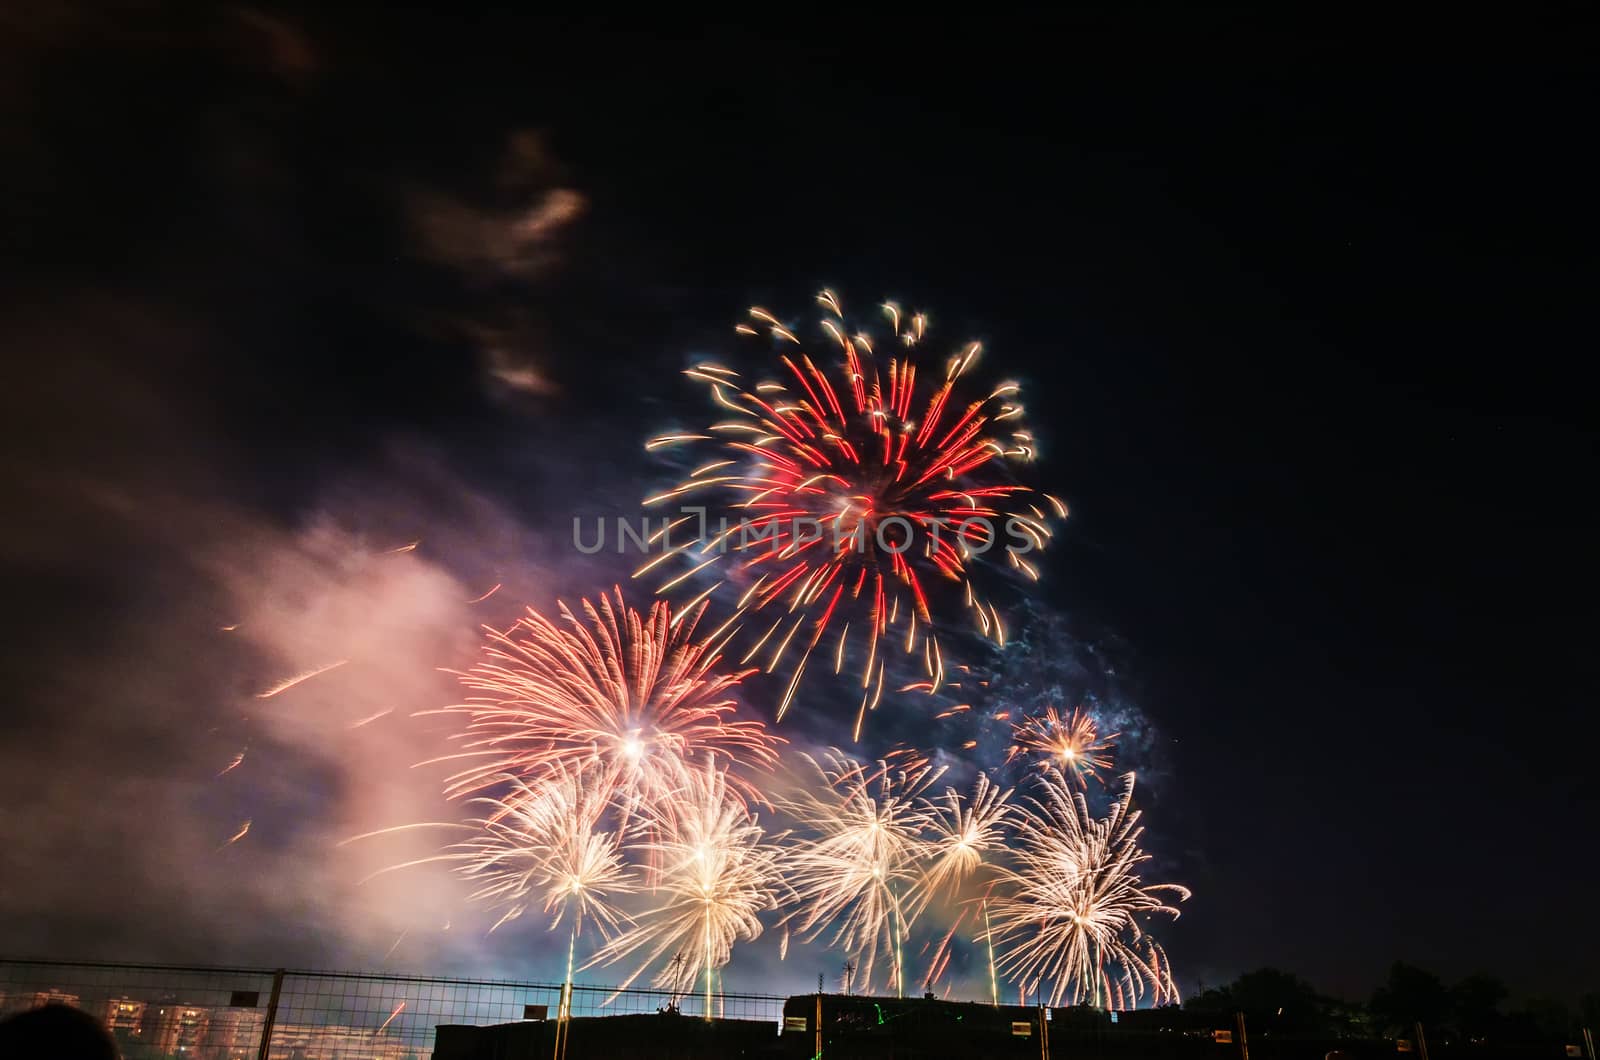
2, 8, 1595, 1004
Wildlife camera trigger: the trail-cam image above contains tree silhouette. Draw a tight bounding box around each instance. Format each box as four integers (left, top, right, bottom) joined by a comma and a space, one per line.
1450, 974, 1508, 1040
1370, 962, 1448, 1035
1228, 968, 1324, 1033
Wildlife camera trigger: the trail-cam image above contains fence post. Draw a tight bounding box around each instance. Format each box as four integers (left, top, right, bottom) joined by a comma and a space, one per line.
1038, 1003, 1049, 1060
255, 968, 285, 1060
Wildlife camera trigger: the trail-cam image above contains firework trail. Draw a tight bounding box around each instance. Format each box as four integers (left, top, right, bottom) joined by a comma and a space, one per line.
255, 658, 348, 699
1006, 706, 1118, 786
898, 773, 1014, 994
218, 819, 251, 850
439, 588, 780, 809
374, 1002, 405, 1036
989, 770, 1187, 1008
777, 749, 943, 995
643, 291, 1066, 732
449, 769, 636, 938
585, 762, 786, 1006
347, 708, 393, 730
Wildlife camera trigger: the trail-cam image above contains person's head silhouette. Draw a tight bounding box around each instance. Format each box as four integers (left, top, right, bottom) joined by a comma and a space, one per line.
0, 1004, 119, 1060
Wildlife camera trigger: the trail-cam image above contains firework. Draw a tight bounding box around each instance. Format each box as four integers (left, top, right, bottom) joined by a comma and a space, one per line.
905, 773, 1015, 996
643, 292, 1066, 731
989, 770, 1188, 1008
439, 588, 780, 808
1006, 706, 1117, 785
778, 749, 944, 995
450, 770, 636, 938
910, 772, 1015, 917
585, 762, 786, 1009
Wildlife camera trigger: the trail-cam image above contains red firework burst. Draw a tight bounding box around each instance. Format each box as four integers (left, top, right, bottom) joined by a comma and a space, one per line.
643, 291, 1065, 734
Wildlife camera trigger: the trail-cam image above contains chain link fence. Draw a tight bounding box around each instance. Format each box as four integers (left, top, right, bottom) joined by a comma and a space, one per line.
9, 958, 1585, 1060
0, 957, 788, 1059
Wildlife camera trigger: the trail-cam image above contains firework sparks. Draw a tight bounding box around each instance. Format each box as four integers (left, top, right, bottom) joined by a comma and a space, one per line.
215, 750, 246, 778
1007, 706, 1117, 785
255, 659, 348, 699
219, 819, 251, 850
375, 1002, 405, 1035
910, 772, 1014, 917
450, 770, 636, 938
438, 588, 781, 809
586, 762, 785, 1007
989, 770, 1188, 1008
777, 750, 943, 995
643, 291, 1065, 728
347, 708, 393, 730
467, 582, 503, 604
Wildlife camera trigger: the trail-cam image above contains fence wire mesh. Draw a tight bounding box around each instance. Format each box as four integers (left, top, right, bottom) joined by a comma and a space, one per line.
0, 958, 788, 1059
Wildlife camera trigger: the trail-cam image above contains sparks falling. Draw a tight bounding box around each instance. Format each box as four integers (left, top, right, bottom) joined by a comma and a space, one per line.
910, 772, 1015, 917
642, 291, 1066, 732
449, 769, 637, 938
586, 761, 785, 1007
374, 1002, 405, 1036
989, 770, 1188, 1008
219, 819, 252, 850
255, 658, 348, 699
778, 749, 944, 996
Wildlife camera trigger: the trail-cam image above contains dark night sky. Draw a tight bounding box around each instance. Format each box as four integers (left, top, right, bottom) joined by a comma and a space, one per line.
2, 8, 1595, 1002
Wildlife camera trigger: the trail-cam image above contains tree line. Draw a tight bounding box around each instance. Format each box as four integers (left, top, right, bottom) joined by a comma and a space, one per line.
1178, 964, 1598, 1045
